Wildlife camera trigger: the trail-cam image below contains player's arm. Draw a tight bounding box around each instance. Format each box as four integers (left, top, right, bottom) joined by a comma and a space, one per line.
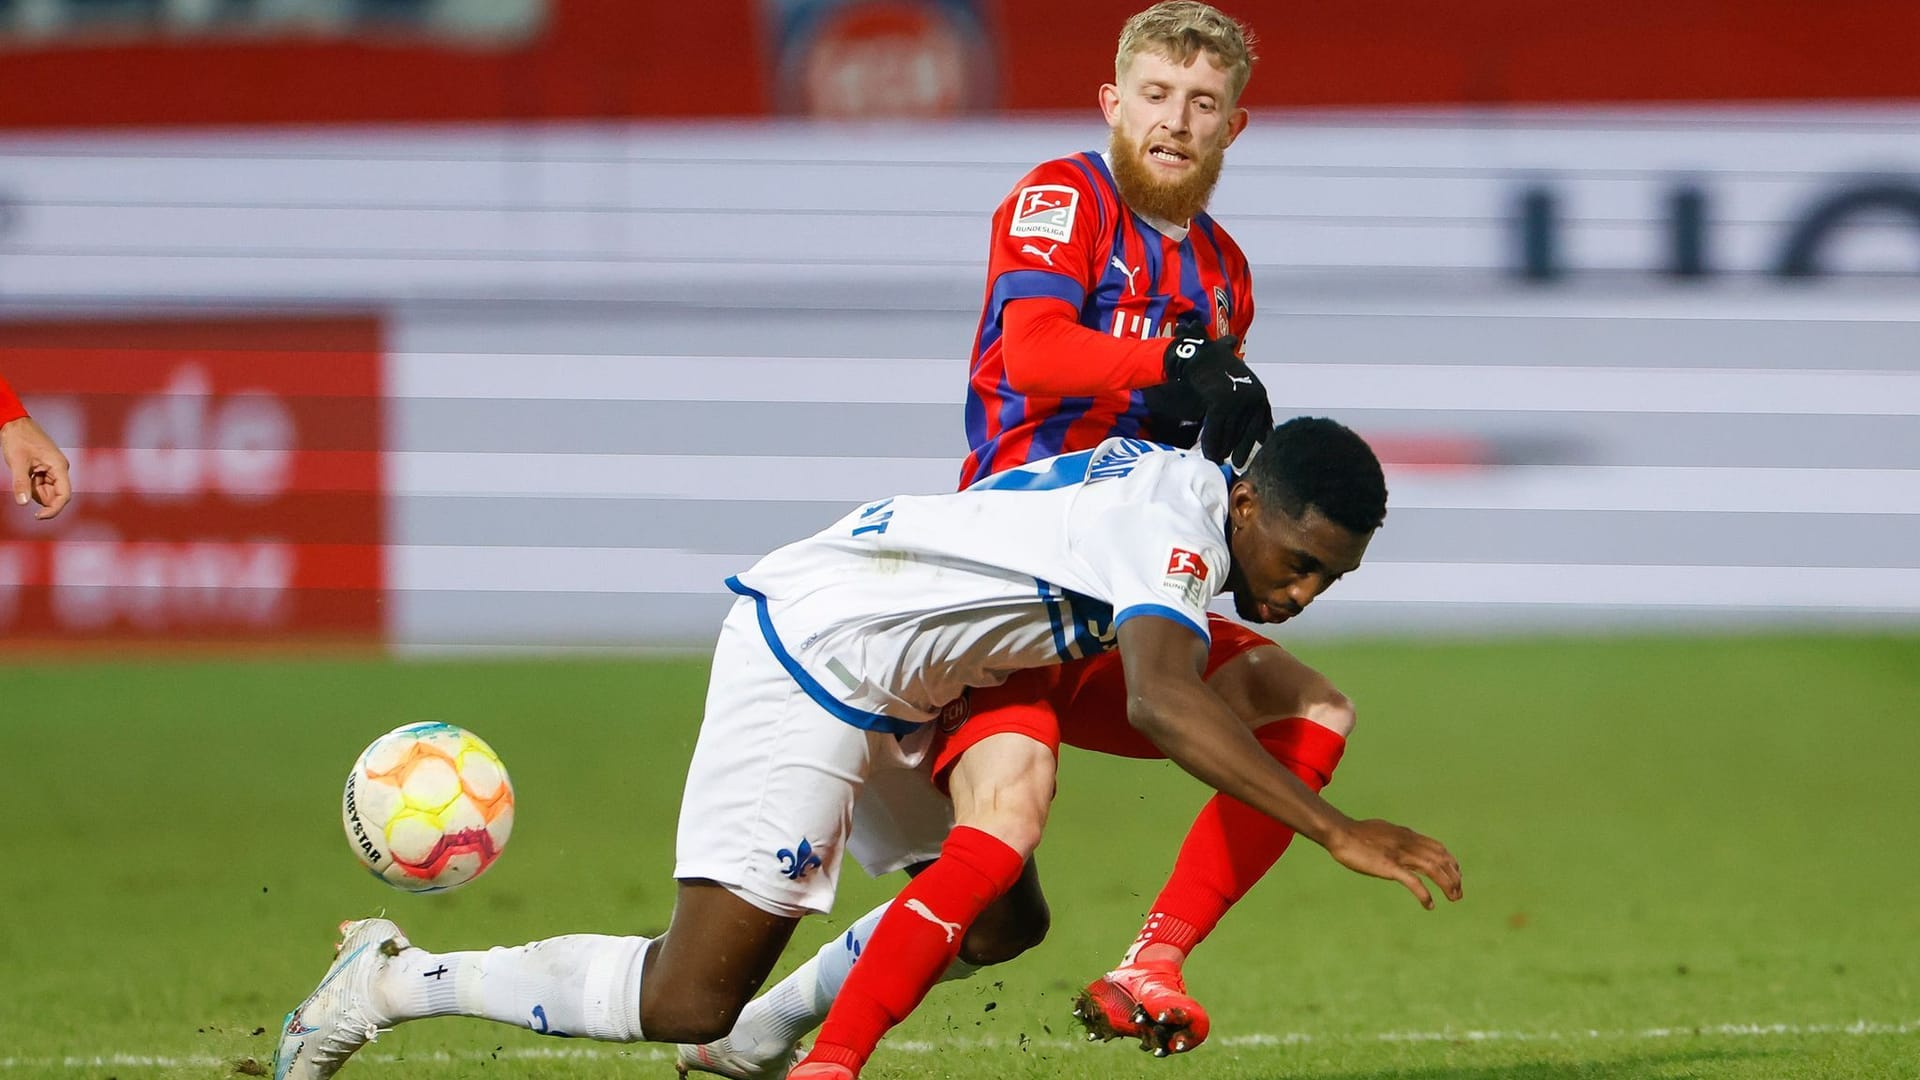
0, 374, 72, 520
1116, 615, 1464, 909
1003, 302, 1267, 468
998, 297, 1168, 397
986, 166, 1181, 399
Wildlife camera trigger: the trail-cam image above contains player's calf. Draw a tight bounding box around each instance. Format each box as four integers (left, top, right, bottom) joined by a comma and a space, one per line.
953, 858, 1050, 966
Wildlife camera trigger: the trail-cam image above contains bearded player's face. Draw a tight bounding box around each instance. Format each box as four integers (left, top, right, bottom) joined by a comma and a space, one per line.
1100, 47, 1249, 224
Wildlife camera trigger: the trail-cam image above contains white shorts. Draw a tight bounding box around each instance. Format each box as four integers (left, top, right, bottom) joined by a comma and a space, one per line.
674, 596, 954, 918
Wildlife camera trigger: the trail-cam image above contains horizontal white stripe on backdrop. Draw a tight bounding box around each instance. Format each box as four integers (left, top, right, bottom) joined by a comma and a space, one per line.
387, 454, 1920, 514
385, 545, 1920, 609
388, 353, 1920, 414
389, 546, 741, 593
389, 452, 957, 501
389, 353, 960, 404
1348, 562, 1920, 608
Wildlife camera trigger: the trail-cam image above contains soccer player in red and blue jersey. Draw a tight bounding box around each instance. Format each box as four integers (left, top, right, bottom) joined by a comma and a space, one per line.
959, 23, 1265, 487
941, 4, 1360, 1059
787, 3, 1369, 1070
678, 7, 1385, 1077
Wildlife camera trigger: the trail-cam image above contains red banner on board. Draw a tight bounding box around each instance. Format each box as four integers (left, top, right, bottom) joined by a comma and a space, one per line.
3, 0, 1919, 128
0, 317, 385, 648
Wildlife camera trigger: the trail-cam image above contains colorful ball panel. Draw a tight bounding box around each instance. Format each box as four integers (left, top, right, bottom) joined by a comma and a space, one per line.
342, 722, 515, 892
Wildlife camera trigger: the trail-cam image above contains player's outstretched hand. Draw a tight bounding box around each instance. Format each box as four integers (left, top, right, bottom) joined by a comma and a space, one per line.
1323, 818, 1464, 910
1159, 325, 1271, 473
1204, 397, 1271, 475
0, 415, 72, 520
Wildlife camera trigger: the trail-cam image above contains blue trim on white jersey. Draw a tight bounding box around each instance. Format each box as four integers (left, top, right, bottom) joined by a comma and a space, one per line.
1113, 602, 1210, 645
1034, 579, 1117, 661
1035, 579, 1071, 661
966, 447, 1096, 491
968, 439, 1183, 493
725, 576, 919, 737
1061, 588, 1116, 659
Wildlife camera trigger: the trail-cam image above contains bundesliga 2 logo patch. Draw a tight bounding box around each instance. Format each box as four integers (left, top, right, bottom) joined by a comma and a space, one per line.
1163, 547, 1211, 607
1010, 185, 1078, 242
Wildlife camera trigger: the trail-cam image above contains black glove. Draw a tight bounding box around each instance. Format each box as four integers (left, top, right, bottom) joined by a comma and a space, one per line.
1161, 323, 1272, 472
1138, 375, 1206, 450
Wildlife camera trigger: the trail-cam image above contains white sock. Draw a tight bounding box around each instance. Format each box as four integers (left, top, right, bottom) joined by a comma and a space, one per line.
712, 900, 980, 1057
383, 934, 650, 1042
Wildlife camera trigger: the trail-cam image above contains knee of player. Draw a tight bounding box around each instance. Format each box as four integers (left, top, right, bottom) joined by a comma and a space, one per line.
958, 895, 1050, 966
1301, 689, 1357, 739
965, 813, 1046, 860
963, 778, 1052, 856
948, 736, 1057, 859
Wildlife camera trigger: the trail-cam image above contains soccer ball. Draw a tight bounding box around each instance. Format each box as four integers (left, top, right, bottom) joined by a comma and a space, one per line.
342, 722, 515, 892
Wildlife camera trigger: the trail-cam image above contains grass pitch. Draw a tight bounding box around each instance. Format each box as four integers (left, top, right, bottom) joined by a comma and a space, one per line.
2, 632, 1916, 1079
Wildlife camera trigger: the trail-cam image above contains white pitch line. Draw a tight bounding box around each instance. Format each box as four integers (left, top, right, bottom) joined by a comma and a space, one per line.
6, 1019, 1915, 1070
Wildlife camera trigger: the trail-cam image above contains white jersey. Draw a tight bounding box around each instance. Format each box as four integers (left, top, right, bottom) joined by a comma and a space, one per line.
727, 438, 1232, 734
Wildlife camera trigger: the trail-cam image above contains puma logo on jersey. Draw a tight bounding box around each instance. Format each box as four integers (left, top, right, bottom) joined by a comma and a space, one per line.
1228, 374, 1254, 388
1109, 256, 1142, 294
1021, 242, 1059, 266
904, 898, 964, 942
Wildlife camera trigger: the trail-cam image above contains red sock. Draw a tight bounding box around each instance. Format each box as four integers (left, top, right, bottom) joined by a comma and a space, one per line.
805, 826, 1026, 1073
1124, 718, 1346, 964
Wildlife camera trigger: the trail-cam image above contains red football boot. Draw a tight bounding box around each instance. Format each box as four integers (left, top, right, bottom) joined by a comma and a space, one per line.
1071, 961, 1211, 1056
786, 1063, 855, 1080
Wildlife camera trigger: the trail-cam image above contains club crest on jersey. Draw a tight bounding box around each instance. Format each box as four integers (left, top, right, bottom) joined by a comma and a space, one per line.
935, 691, 972, 734
1212, 285, 1232, 338
1163, 548, 1211, 607
1010, 185, 1078, 242
776, 839, 825, 881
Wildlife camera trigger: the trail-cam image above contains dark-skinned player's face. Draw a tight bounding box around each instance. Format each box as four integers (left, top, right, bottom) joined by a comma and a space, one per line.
1224, 483, 1372, 625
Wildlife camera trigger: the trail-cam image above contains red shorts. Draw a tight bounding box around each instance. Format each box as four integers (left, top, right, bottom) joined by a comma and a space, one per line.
929, 613, 1272, 785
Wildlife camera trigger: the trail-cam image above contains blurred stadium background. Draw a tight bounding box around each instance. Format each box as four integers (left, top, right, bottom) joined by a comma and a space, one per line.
1, 0, 1915, 654
3, 5, 1918, 1080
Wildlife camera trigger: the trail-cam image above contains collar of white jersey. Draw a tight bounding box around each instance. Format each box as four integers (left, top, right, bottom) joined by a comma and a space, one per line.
1101, 152, 1190, 241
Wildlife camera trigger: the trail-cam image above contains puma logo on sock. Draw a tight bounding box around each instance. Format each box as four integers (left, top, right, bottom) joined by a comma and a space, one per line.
904, 899, 963, 943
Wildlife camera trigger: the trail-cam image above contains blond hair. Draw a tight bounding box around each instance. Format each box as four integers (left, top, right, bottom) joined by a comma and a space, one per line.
1116, 2, 1257, 102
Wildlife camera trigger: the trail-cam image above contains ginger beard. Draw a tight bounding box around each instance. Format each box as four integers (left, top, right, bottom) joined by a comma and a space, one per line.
1108, 126, 1228, 225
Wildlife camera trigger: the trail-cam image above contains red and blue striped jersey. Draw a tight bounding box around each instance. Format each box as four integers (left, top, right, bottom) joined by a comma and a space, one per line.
959, 151, 1256, 489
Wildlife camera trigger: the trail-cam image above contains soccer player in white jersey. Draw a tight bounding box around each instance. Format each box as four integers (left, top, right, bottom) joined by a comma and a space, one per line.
271, 418, 1462, 1080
